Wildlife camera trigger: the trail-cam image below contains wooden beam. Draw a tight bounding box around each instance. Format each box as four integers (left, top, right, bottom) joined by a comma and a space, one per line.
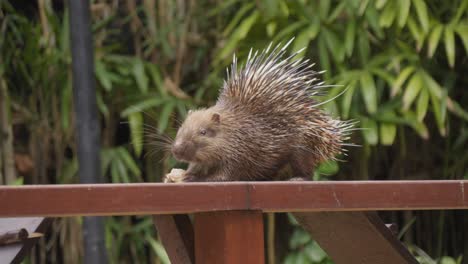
0, 218, 51, 264
194, 211, 264, 264
0, 181, 466, 217
293, 212, 418, 264
153, 215, 194, 264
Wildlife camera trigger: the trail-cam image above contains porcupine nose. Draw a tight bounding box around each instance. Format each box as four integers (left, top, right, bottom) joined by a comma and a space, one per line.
172, 142, 186, 160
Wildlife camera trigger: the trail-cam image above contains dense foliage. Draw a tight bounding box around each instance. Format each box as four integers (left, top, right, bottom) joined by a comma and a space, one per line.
1, 0, 467, 263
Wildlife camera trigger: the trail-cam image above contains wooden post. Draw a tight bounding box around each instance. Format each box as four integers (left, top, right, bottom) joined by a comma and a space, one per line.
194, 210, 264, 264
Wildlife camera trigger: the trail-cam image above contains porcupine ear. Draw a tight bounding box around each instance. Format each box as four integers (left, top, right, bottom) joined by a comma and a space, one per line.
211, 113, 221, 124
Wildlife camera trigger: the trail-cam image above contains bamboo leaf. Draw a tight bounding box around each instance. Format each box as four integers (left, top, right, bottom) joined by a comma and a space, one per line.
133, 59, 149, 93
407, 17, 425, 50
380, 123, 397, 145
403, 72, 422, 110
128, 112, 143, 156
216, 11, 259, 63
361, 117, 379, 145
318, 35, 331, 79
121, 98, 166, 117
222, 2, 255, 36
391, 66, 415, 97
455, 24, 468, 54
405, 112, 430, 139
416, 88, 429, 121
323, 29, 345, 62
360, 72, 378, 113
430, 89, 447, 136
117, 147, 141, 177
146, 236, 170, 264
375, 0, 388, 9
427, 24, 443, 58
397, 0, 411, 27
379, 1, 396, 28
158, 101, 175, 132
95, 60, 112, 91
444, 26, 455, 68
341, 81, 356, 119
345, 19, 356, 56
412, 0, 429, 33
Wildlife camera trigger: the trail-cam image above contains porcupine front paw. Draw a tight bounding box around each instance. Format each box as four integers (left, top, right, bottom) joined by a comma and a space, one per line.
164, 168, 187, 183
164, 169, 197, 183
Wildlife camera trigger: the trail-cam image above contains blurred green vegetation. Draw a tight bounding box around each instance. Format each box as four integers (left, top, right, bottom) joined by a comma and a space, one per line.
1, 0, 468, 263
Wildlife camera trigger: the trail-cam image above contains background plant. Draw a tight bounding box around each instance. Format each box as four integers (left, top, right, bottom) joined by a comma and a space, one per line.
1, 0, 467, 263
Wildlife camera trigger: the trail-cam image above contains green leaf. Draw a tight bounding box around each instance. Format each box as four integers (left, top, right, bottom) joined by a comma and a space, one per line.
133, 59, 149, 93
455, 24, 468, 54
379, 1, 396, 28
345, 19, 356, 56
222, 2, 255, 36
146, 235, 170, 264
416, 88, 429, 121
440, 256, 457, 264
392, 66, 415, 96
117, 147, 141, 177
319, 0, 331, 18
304, 242, 327, 262
427, 24, 443, 58
360, 72, 377, 113
289, 229, 311, 249
216, 11, 259, 63
95, 60, 112, 91
403, 72, 422, 110
358, 30, 371, 63
291, 23, 319, 58
328, 1, 346, 22
430, 88, 447, 136
317, 160, 339, 175
407, 17, 425, 50
323, 29, 345, 62
422, 71, 443, 98
128, 112, 143, 156
158, 101, 175, 132
361, 117, 379, 145
380, 123, 397, 145
412, 0, 429, 33
444, 26, 456, 68
375, 0, 388, 9
121, 97, 166, 117
61, 78, 72, 130
318, 35, 331, 79
364, 6, 384, 39
341, 81, 356, 119
405, 112, 430, 139
397, 0, 411, 27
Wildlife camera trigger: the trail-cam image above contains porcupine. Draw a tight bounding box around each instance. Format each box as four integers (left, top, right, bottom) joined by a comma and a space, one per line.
164, 39, 354, 183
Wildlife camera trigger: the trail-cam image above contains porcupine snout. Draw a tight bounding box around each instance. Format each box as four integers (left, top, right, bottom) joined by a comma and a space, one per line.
171, 141, 194, 161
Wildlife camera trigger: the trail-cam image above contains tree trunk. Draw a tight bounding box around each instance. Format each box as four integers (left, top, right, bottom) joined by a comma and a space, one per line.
0, 77, 16, 184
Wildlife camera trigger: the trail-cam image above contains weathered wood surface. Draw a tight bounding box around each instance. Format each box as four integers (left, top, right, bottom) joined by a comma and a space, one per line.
294, 212, 418, 264
0, 218, 51, 264
153, 214, 194, 264
0, 181, 466, 217
194, 210, 264, 264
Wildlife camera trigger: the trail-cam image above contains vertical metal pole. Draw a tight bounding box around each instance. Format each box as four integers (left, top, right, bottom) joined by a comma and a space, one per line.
68, 1, 108, 263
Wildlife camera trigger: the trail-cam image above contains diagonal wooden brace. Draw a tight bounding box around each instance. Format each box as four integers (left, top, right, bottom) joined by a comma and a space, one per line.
293, 211, 418, 264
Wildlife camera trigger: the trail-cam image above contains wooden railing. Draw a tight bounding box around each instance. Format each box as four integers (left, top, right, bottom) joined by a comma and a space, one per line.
1, 180, 467, 263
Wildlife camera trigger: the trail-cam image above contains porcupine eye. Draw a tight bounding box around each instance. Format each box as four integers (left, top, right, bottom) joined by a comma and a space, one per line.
199, 129, 207, 136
